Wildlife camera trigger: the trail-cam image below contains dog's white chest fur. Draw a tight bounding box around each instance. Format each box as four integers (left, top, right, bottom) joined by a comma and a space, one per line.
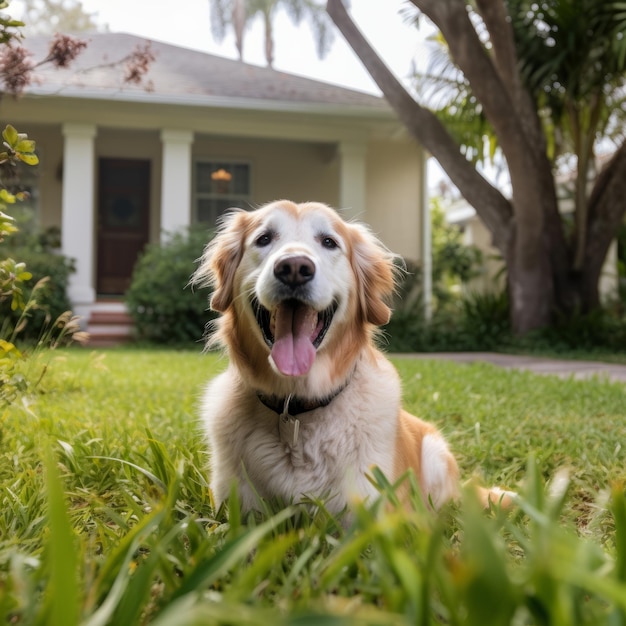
202, 355, 400, 514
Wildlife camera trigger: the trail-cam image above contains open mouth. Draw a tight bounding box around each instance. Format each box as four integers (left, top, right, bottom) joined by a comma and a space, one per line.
252, 297, 338, 376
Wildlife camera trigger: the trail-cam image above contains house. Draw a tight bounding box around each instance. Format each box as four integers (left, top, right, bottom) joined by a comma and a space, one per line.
2, 32, 428, 343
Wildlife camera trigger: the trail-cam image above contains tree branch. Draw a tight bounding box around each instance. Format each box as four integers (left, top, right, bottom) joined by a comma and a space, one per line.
410, 0, 519, 144
326, 0, 513, 251
474, 0, 545, 150
475, 0, 517, 89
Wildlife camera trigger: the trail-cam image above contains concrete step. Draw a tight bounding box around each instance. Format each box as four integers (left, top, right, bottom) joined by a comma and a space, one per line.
86, 303, 134, 347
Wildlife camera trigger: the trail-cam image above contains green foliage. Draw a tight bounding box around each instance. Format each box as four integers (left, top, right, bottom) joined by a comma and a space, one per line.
387, 284, 626, 354
522, 304, 626, 353
0, 125, 39, 311
385, 288, 512, 352
385, 206, 502, 352
0, 256, 31, 311
390, 199, 484, 316
430, 199, 483, 304
509, 0, 626, 142
0, 246, 75, 341
416, 0, 626, 166
125, 228, 215, 345
1, 349, 626, 624
0, 4, 24, 47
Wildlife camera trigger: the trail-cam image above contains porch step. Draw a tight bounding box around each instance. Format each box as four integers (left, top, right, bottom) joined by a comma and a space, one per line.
86, 303, 134, 347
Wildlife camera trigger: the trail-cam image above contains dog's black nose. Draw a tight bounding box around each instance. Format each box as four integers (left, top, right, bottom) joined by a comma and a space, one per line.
274, 255, 315, 288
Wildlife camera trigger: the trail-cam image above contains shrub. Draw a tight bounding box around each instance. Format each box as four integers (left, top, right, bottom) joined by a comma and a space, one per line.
1, 202, 74, 343
386, 282, 626, 355
523, 305, 626, 353
452, 288, 512, 349
385, 264, 512, 352
126, 227, 214, 345
0, 247, 74, 340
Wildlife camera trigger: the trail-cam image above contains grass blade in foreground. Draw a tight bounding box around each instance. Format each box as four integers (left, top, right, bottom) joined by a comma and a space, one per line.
42, 444, 80, 626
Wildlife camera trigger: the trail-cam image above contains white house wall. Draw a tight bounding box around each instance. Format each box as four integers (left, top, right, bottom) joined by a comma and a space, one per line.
191, 135, 340, 210
366, 140, 423, 262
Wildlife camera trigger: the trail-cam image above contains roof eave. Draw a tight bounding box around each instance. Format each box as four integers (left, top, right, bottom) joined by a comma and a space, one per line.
25, 84, 395, 119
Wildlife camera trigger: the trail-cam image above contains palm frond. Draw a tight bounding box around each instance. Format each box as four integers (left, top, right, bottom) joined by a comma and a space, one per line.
281, 0, 336, 59
209, 0, 232, 42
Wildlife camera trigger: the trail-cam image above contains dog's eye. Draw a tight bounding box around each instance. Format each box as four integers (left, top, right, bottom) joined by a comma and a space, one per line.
255, 232, 273, 247
321, 236, 338, 250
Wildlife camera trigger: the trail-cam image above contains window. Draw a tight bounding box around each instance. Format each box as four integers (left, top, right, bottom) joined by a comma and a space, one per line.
194, 160, 251, 224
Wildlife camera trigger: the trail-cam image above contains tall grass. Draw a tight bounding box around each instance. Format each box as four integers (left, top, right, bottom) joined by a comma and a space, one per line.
1, 349, 625, 624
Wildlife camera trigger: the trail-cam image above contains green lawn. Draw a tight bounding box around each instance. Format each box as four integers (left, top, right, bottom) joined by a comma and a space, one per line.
1, 348, 626, 625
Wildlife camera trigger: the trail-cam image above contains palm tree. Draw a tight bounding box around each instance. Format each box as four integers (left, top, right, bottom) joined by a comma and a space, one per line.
209, 0, 334, 68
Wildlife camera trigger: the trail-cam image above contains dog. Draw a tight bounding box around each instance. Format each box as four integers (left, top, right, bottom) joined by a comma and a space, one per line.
194, 200, 511, 515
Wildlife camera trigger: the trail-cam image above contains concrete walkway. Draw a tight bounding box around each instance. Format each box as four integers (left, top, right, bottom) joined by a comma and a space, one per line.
399, 352, 626, 383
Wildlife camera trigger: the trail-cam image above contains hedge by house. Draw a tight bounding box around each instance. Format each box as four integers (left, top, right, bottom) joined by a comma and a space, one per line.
0, 241, 74, 342
125, 227, 215, 345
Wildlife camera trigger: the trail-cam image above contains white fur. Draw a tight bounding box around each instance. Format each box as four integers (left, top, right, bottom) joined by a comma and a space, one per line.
421, 434, 458, 510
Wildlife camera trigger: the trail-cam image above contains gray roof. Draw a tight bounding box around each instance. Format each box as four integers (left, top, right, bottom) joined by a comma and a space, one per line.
21, 32, 390, 114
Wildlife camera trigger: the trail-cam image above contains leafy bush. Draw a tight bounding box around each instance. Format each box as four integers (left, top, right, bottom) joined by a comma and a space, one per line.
523, 305, 626, 353
385, 282, 512, 352
386, 283, 626, 355
1, 203, 74, 341
0, 247, 74, 340
453, 288, 511, 348
431, 199, 483, 305
126, 227, 214, 345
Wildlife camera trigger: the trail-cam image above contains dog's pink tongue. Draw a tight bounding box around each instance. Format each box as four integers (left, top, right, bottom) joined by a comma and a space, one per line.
271, 301, 317, 376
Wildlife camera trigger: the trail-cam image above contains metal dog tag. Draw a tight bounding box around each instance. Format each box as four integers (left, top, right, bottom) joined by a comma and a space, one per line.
278, 394, 300, 447
279, 413, 300, 448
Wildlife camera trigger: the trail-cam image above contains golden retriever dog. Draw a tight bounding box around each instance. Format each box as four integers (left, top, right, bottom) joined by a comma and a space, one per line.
194, 200, 511, 515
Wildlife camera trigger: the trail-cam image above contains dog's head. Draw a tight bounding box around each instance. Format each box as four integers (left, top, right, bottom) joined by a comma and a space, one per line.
194, 200, 396, 388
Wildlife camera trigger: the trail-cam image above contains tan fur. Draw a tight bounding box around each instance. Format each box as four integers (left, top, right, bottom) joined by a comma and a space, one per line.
194, 200, 513, 515
393, 410, 460, 506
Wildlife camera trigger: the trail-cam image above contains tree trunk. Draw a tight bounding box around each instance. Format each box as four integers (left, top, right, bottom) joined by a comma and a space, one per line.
263, 10, 274, 67
232, 0, 246, 60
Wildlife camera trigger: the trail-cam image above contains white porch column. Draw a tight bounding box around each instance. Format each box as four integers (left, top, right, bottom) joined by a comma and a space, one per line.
61, 123, 97, 320
338, 141, 367, 220
420, 154, 432, 321
160, 129, 193, 239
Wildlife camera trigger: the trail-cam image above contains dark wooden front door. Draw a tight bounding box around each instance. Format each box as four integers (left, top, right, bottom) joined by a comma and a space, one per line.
97, 158, 150, 295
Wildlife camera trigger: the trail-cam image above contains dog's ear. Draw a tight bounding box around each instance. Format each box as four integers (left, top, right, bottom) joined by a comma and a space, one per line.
349, 223, 397, 326
193, 209, 250, 313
